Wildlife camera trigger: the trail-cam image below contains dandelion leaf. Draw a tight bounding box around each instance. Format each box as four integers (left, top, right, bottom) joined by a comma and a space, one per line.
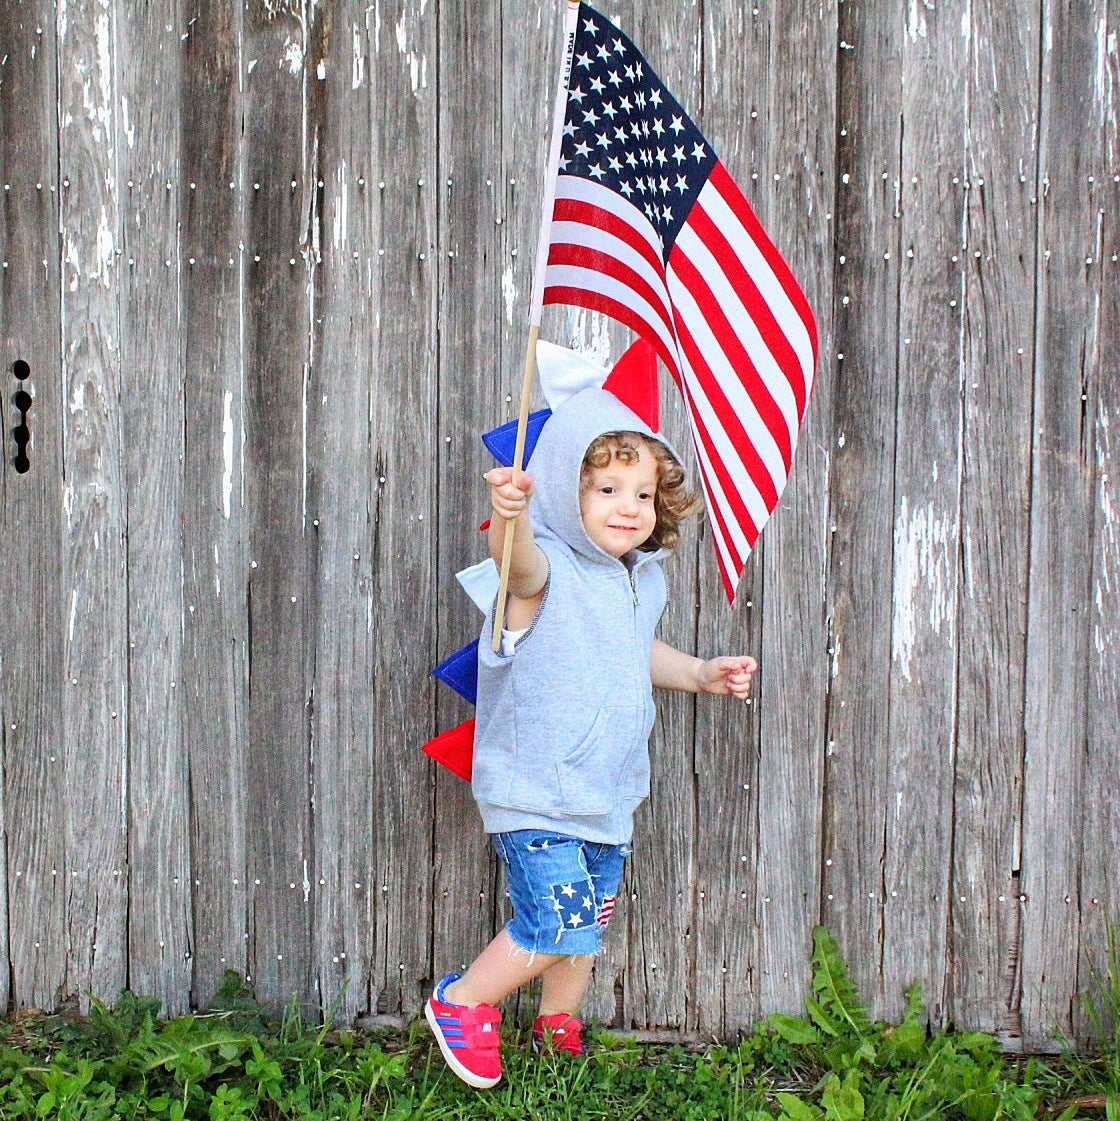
810, 926, 876, 1045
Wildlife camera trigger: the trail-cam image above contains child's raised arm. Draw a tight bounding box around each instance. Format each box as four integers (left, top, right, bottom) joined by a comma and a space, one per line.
650, 639, 757, 700
484, 468, 548, 624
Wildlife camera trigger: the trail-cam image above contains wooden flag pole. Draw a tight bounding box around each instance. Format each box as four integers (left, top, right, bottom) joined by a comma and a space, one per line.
490, 324, 540, 649
491, 0, 580, 652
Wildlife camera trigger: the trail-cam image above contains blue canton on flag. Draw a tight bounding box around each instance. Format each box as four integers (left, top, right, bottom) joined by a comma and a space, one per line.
559, 14, 717, 256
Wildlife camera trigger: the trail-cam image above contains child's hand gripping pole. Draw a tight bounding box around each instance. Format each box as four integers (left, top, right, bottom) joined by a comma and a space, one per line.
491, 324, 540, 652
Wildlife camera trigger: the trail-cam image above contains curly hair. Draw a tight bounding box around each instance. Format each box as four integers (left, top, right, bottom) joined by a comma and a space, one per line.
580, 431, 703, 552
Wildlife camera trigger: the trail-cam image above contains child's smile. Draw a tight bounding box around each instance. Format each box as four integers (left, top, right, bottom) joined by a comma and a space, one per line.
579, 451, 659, 559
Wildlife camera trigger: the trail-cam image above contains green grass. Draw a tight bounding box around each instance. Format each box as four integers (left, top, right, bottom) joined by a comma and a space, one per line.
1, 928, 1118, 1120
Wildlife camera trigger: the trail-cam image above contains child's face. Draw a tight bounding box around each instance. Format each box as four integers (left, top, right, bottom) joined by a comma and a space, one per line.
579, 442, 659, 558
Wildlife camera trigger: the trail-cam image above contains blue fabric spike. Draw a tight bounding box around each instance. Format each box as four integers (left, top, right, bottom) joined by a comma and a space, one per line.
481, 409, 552, 467
432, 639, 479, 705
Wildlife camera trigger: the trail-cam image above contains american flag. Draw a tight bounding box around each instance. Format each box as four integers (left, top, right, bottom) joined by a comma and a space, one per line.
537, 3, 818, 601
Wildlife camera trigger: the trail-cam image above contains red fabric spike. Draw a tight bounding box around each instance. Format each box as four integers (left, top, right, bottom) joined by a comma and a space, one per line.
602, 338, 660, 432
422, 718, 475, 782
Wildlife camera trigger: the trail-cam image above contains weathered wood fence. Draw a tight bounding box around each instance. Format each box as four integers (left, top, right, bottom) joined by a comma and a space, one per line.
0, 0, 1116, 1047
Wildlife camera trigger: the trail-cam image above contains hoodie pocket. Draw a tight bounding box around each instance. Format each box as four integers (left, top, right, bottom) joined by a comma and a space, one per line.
555, 706, 642, 814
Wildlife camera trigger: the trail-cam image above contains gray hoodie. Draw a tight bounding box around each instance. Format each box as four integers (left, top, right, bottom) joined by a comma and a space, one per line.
472, 388, 682, 844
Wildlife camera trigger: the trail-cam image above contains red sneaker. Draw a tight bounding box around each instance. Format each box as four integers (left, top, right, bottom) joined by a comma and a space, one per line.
533, 1012, 584, 1056
425, 974, 502, 1088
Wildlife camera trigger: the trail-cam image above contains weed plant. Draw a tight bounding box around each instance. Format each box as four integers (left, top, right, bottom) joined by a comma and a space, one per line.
0, 928, 1117, 1119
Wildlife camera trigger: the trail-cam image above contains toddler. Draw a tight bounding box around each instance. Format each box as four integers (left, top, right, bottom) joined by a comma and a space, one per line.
427, 387, 756, 1087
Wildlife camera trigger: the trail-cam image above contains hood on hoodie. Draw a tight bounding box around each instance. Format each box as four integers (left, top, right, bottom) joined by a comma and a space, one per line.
528, 387, 683, 564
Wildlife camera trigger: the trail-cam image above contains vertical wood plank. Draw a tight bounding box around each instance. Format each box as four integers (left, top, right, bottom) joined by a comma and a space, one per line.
1081, 165, 1119, 1033
749, 0, 835, 1022
690, 2, 769, 1038
242, 3, 314, 1012
1020, 0, 1107, 1048
431, 0, 506, 993
179, 0, 251, 1009
57, 0, 129, 1006
614, 0, 702, 1033
367, 0, 438, 1019
822, 0, 904, 1017
0, 0, 67, 1011
532, 14, 636, 1030
950, 0, 1039, 1039
118, 0, 192, 1016
881, 0, 968, 1025
305, 0, 377, 1025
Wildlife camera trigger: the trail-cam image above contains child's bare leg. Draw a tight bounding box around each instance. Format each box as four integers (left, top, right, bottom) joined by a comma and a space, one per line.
443, 928, 563, 1007
538, 954, 594, 1017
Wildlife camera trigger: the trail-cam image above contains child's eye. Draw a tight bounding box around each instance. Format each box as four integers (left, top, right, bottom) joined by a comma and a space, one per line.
600, 485, 616, 495
638, 492, 653, 501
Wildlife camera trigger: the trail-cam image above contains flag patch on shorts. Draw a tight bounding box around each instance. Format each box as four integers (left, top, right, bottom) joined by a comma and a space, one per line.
596, 894, 616, 930
551, 880, 596, 930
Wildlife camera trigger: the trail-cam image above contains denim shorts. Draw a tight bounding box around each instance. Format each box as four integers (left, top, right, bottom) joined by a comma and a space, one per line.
492, 830, 630, 956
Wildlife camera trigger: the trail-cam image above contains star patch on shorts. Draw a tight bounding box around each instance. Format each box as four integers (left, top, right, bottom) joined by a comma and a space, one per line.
551, 880, 596, 930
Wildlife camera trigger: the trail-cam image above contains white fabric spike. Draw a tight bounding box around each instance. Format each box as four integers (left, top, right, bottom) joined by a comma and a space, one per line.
456, 559, 500, 615
535, 340, 609, 410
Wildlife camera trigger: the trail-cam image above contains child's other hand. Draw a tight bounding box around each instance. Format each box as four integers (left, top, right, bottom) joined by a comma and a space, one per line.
485, 467, 534, 521
696, 656, 758, 700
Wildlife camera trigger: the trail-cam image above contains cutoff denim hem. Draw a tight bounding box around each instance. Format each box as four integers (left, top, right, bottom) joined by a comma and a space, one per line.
492, 829, 630, 957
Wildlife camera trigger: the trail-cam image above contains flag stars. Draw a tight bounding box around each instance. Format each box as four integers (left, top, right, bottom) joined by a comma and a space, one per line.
672, 145, 687, 164
559, 884, 577, 898
569, 85, 586, 105
649, 87, 663, 107
612, 37, 625, 55
691, 142, 708, 162
674, 173, 689, 193
596, 42, 611, 60
670, 114, 685, 135
607, 68, 623, 87
582, 16, 599, 34
582, 106, 600, 126
576, 51, 593, 70
589, 162, 607, 180
595, 131, 611, 149
589, 74, 606, 94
